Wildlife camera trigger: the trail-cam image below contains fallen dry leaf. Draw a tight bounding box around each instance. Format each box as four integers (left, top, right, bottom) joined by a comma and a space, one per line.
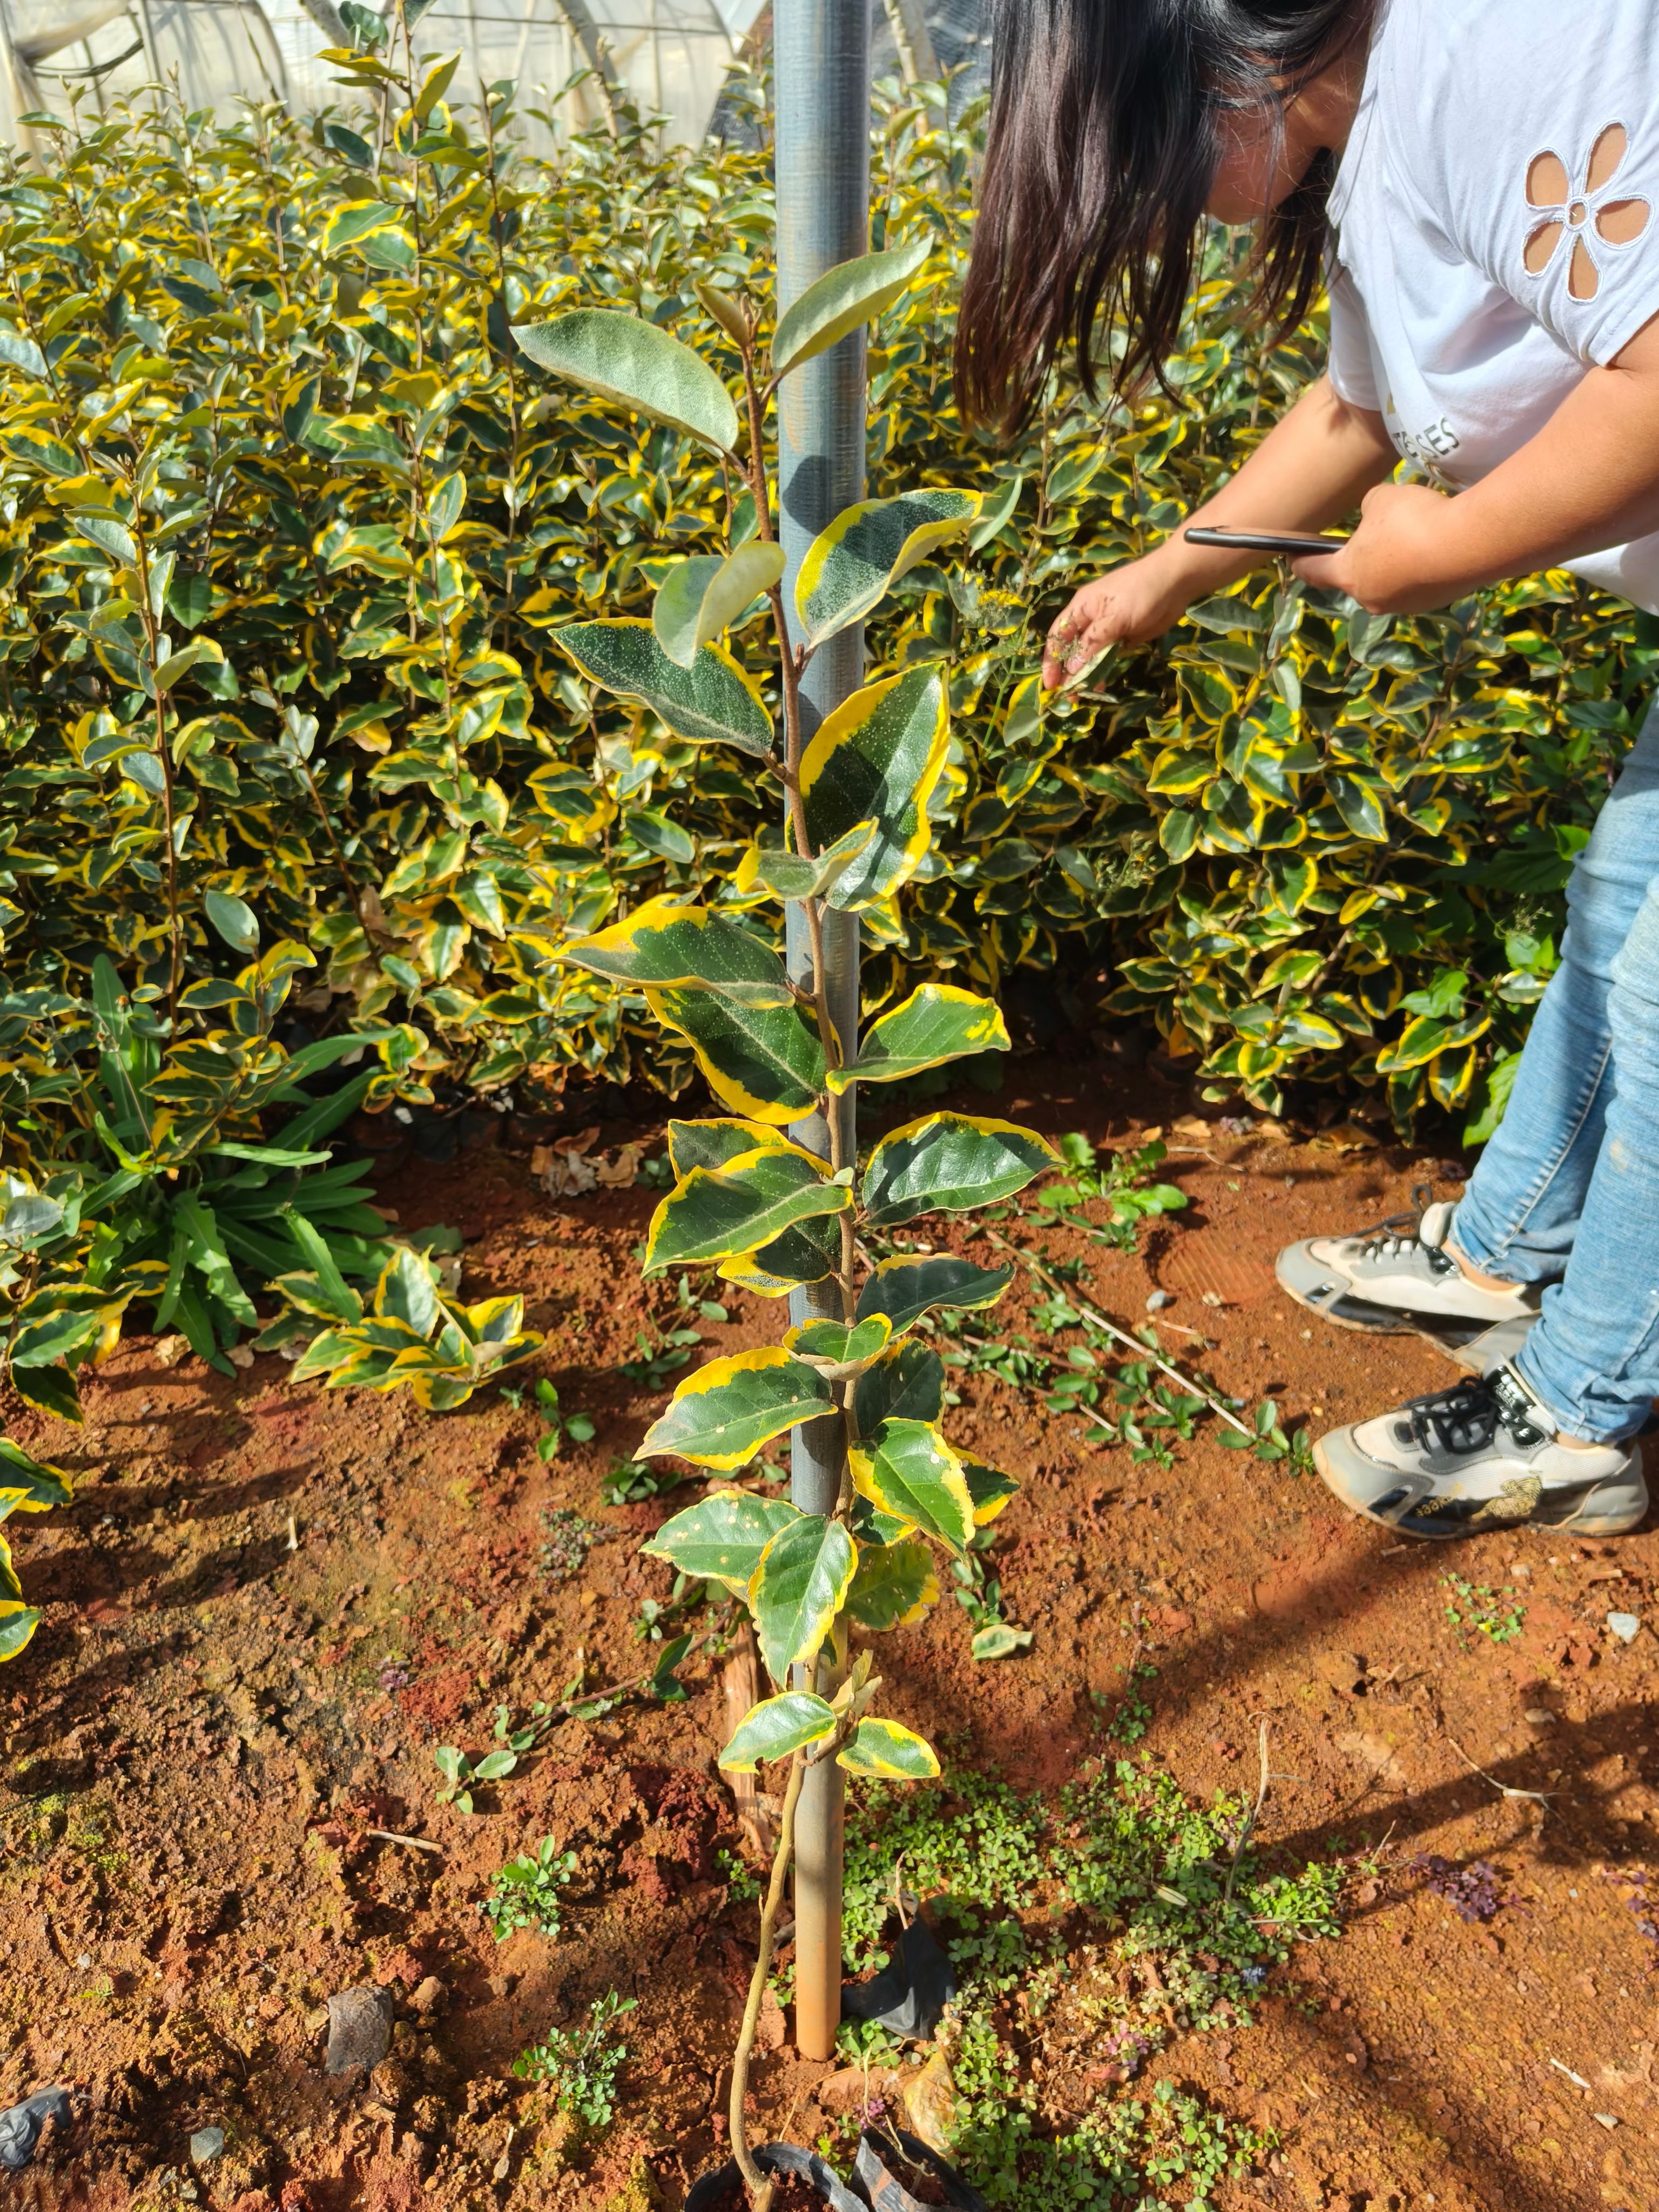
1333, 1729, 1407, 1786
154, 1334, 188, 1368
227, 1344, 255, 1371
596, 1140, 646, 1189
1309, 1123, 1379, 1154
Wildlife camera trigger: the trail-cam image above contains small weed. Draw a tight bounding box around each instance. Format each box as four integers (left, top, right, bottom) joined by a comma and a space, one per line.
1028, 1132, 1190, 1252
513, 1988, 636, 2132
1094, 1658, 1158, 1745
618, 1321, 703, 1388
639, 1152, 675, 1192
635, 1570, 709, 1642
952, 1538, 1034, 1661
603, 1458, 687, 1506
434, 1742, 515, 1814
1441, 1573, 1525, 1643
482, 1838, 578, 1941
530, 1378, 595, 1461
673, 1271, 730, 1325
1219, 1398, 1314, 1470
717, 1847, 761, 1903
537, 1506, 602, 1583
1412, 1854, 1507, 1922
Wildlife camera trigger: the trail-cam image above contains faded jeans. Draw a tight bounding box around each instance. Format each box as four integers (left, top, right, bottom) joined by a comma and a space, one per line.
1452, 702, 1659, 1442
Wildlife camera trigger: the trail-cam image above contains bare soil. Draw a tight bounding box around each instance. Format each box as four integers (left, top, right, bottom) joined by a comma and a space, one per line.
4, 1047, 1658, 2212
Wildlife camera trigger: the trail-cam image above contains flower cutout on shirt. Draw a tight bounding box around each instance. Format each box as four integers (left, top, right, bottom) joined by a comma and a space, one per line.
1523, 122, 1650, 302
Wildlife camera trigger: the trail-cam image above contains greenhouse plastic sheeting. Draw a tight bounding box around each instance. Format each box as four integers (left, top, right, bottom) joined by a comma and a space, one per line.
0, 0, 768, 153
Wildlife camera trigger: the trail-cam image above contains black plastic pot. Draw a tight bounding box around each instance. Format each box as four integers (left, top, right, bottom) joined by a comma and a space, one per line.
686, 2141, 868, 2211
853, 2126, 989, 2212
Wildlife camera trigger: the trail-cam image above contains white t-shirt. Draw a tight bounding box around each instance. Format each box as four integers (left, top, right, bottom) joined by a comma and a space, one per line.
1327, 0, 1659, 609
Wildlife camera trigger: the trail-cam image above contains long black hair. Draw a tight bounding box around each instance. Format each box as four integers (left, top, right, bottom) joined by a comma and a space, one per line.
957, 0, 1378, 430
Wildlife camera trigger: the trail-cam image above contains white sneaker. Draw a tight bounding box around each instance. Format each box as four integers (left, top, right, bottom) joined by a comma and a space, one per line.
1314, 1364, 1648, 1541
1276, 1190, 1538, 1345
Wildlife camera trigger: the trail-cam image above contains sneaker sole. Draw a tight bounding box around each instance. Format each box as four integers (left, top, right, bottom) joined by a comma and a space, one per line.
1277, 1264, 1502, 1348
1276, 1251, 1540, 1366
1313, 1433, 1649, 1541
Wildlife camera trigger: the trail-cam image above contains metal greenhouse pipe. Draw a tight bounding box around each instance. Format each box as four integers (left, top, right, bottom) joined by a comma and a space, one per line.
774, 0, 869, 2066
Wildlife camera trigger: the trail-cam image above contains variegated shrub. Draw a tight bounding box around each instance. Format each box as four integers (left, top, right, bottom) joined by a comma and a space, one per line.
510, 258, 1053, 2190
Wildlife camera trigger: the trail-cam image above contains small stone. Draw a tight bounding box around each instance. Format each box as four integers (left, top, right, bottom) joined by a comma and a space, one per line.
189, 2128, 225, 2166
325, 1986, 395, 2075
409, 1976, 447, 2017
1523, 1709, 1556, 1725
1145, 1291, 1172, 1311
1608, 1613, 1641, 1644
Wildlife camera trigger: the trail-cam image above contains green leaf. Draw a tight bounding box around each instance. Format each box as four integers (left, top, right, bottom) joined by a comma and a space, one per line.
204, 887, 259, 955
0, 1439, 73, 1517
970, 1624, 1034, 1662
648, 986, 826, 1124
854, 1255, 1014, 1335
800, 663, 949, 911
737, 819, 876, 902
849, 1419, 975, 1554
0, 324, 46, 380
0, 427, 80, 478
322, 199, 404, 253
795, 489, 979, 649
564, 897, 791, 1007
373, 1245, 441, 1336
556, 619, 772, 757
645, 1146, 851, 1273
844, 1538, 940, 1631
718, 1214, 841, 1297
771, 238, 933, 379
642, 1486, 801, 1591
640, 1346, 833, 1469
861, 1112, 1061, 1226
652, 542, 784, 668
718, 1691, 835, 1772
77, 513, 137, 568
828, 983, 1009, 1093
784, 1314, 892, 1372
748, 1513, 856, 1684
837, 1716, 940, 1779
0, 1600, 40, 1663
962, 1459, 1020, 1527
969, 474, 1023, 551
11, 1363, 81, 1423
853, 1341, 946, 1433
1, 1194, 64, 1244
666, 1117, 797, 1179
512, 308, 740, 453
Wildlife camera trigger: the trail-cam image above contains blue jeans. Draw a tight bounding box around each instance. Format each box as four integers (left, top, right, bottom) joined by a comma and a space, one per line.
1452, 704, 1659, 1442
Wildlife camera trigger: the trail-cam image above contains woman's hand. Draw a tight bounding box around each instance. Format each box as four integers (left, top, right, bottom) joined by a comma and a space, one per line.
1291, 479, 1453, 613
1041, 552, 1195, 690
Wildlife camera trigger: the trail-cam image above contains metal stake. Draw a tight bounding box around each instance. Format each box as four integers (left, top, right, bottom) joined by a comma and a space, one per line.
775, 0, 868, 2066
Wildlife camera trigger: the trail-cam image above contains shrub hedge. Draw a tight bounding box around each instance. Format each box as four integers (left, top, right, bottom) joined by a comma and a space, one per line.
0, 56, 1645, 1171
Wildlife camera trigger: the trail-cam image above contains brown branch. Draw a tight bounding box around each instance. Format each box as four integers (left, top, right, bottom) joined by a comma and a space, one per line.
730, 1749, 806, 2209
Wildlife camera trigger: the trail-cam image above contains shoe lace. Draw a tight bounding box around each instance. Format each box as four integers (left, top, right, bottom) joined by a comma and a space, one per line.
1407, 1371, 1547, 1456
1358, 1181, 1448, 1265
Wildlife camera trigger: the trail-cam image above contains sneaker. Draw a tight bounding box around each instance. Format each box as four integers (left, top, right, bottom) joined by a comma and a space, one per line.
1276, 1188, 1538, 1347
1438, 1311, 1540, 1375
1314, 1364, 1648, 1541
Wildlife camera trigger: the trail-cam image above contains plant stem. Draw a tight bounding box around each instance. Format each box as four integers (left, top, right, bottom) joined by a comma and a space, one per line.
730, 1748, 806, 2209
982, 1228, 1253, 1438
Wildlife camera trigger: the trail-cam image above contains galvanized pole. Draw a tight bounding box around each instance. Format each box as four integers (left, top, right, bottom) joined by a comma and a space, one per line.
775, 0, 868, 2066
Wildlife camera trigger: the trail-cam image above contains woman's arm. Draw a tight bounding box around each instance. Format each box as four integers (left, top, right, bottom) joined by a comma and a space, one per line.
1300, 317, 1659, 613
1042, 374, 1398, 689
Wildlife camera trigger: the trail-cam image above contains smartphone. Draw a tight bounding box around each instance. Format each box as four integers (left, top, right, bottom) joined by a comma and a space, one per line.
1184, 526, 1350, 556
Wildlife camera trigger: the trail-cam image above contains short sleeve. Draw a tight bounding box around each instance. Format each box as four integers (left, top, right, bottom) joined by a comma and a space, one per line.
1400, 0, 1659, 367
1326, 262, 1382, 409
